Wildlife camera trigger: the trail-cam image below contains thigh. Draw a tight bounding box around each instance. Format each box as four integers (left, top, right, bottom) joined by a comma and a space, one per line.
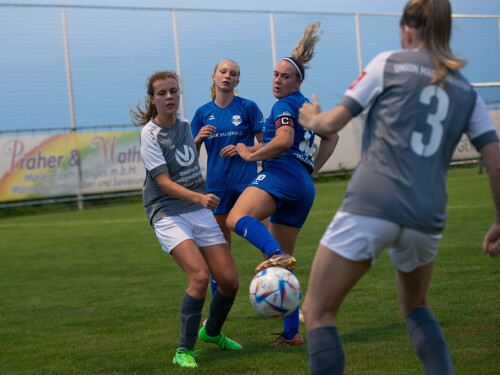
227, 186, 276, 228
214, 213, 231, 248
270, 223, 301, 255
303, 245, 371, 330
396, 261, 434, 316
171, 239, 210, 299
200, 243, 239, 297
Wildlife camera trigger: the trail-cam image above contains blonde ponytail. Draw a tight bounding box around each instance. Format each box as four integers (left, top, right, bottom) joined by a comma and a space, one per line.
402, 0, 466, 83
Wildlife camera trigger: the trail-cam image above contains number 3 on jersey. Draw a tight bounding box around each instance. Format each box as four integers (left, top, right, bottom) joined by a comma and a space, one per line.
411, 85, 449, 157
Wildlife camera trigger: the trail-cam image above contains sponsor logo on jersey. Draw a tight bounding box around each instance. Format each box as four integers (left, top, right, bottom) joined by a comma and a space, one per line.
209, 115, 216, 121
232, 115, 242, 126
349, 71, 367, 90
175, 145, 195, 166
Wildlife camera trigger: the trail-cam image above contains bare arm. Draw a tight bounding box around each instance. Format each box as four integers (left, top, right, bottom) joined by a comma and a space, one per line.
193, 125, 216, 154
154, 171, 220, 210
480, 141, 500, 257
312, 133, 339, 177
236, 126, 294, 162
299, 95, 353, 137
247, 132, 264, 153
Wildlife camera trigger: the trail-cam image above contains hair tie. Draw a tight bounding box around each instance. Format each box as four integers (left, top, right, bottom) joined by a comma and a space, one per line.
283, 58, 303, 80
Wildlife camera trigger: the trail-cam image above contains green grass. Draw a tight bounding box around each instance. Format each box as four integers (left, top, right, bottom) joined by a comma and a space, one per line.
1, 165, 498, 374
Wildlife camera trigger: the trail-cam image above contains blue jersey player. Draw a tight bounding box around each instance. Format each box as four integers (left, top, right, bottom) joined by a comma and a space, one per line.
191, 60, 265, 296
299, 0, 500, 373
226, 22, 339, 346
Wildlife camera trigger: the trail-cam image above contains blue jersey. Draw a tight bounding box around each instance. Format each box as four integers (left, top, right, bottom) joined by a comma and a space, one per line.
262, 91, 315, 173
191, 96, 263, 192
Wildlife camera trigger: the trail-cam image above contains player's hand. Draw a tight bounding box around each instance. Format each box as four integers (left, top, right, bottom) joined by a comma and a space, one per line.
200, 193, 220, 210
220, 145, 238, 157
235, 143, 252, 161
195, 125, 216, 144
483, 222, 500, 257
299, 94, 321, 130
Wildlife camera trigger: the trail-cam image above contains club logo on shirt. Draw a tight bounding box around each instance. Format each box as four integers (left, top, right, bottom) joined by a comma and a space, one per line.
175, 145, 195, 166
232, 115, 242, 126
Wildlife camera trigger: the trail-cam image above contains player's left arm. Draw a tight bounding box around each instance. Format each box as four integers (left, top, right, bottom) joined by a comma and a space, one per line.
480, 141, 500, 257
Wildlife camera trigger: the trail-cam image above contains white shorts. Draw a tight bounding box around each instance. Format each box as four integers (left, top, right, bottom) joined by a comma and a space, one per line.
153, 208, 226, 254
320, 211, 442, 272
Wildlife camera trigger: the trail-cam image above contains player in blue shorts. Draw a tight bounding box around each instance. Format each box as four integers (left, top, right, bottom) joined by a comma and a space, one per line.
226, 22, 339, 346
298, 0, 500, 373
131, 71, 242, 369
191, 59, 266, 296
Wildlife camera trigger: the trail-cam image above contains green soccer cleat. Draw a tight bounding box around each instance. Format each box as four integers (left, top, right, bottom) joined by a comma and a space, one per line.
198, 325, 242, 350
172, 348, 200, 368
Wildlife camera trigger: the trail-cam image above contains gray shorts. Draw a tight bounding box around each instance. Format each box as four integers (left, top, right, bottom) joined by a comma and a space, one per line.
153, 208, 226, 254
320, 211, 442, 272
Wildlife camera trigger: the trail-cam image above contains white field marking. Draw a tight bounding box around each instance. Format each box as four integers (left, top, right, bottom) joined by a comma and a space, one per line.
0, 218, 145, 228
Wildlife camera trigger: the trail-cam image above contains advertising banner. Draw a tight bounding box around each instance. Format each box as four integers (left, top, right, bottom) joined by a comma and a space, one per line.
0, 131, 144, 202
1, 111, 498, 203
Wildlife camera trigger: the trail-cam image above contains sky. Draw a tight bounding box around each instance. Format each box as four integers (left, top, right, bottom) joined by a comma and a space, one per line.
1, 0, 499, 15
1, 0, 499, 132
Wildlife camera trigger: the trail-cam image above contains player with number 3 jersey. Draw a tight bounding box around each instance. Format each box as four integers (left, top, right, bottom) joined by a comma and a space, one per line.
299, 0, 500, 373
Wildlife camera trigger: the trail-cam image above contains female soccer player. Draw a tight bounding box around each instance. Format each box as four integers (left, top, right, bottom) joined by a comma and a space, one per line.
191, 59, 265, 296
299, 0, 500, 373
226, 22, 339, 346
131, 71, 242, 369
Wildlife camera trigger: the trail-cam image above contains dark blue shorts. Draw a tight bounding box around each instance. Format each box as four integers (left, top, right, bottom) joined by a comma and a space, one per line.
249, 157, 315, 228
210, 187, 246, 215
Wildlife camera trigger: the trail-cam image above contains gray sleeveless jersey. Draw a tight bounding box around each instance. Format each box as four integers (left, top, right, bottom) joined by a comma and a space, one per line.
140, 118, 205, 225
339, 48, 498, 234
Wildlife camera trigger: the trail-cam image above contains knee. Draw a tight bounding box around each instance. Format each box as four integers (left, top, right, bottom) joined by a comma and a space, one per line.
217, 273, 239, 297
189, 267, 210, 294
225, 214, 237, 232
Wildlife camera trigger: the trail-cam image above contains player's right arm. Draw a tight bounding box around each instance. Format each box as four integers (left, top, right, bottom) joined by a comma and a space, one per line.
190, 110, 215, 154
154, 172, 220, 210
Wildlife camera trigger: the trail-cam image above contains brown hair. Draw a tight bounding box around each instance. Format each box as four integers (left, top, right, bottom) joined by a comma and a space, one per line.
210, 59, 240, 101
130, 71, 180, 126
401, 0, 466, 83
285, 21, 322, 80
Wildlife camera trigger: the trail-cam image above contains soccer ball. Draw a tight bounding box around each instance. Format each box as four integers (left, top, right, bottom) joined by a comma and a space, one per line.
249, 267, 301, 318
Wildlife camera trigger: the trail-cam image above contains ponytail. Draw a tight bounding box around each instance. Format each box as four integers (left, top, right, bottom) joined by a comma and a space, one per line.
285, 21, 322, 80
402, 0, 466, 83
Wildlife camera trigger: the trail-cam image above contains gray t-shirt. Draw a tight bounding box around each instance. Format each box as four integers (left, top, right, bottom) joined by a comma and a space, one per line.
339, 48, 499, 234
140, 118, 205, 225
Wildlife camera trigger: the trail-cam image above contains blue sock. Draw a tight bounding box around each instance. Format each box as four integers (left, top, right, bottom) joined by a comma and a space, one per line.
307, 326, 345, 375
210, 275, 217, 296
405, 306, 454, 375
283, 270, 299, 339
234, 216, 282, 258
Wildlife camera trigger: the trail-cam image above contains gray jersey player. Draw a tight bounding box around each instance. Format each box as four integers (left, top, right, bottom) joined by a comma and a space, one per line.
298, 0, 500, 374
131, 71, 242, 369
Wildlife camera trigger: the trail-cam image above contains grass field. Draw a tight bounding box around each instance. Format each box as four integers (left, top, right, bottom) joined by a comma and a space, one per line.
1, 165, 498, 374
